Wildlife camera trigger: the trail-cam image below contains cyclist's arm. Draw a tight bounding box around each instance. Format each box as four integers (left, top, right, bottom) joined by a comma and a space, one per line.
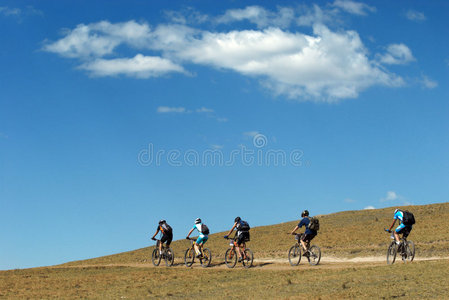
290, 225, 299, 235
151, 227, 160, 239
186, 227, 194, 238
388, 219, 397, 231
226, 222, 237, 236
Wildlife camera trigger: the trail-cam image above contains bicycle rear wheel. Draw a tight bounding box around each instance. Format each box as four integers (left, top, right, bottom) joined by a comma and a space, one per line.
308, 245, 321, 266
184, 248, 195, 267
225, 248, 237, 268
288, 245, 301, 266
387, 242, 397, 265
152, 249, 161, 266
242, 248, 254, 269
200, 248, 212, 268
403, 241, 415, 263
164, 248, 174, 267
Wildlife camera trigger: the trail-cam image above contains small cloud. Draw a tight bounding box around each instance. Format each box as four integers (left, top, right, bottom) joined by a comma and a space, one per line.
380, 190, 411, 206
243, 131, 260, 137
419, 75, 438, 89
216, 117, 228, 122
382, 190, 399, 202
364, 206, 375, 210
157, 106, 187, 113
0, 6, 21, 16
405, 10, 426, 22
378, 44, 415, 65
196, 107, 214, 113
332, 0, 376, 16
344, 198, 356, 203
210, 144, 223, 150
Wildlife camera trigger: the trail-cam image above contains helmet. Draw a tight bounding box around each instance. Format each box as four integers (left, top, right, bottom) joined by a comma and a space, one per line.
195, 218, 201, 224
301, 210, 309, 217
159, 219, 166, 224
234, 216, 241, 223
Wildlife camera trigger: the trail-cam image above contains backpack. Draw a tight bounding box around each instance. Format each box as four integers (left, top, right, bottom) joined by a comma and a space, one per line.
308, 217, 320, 231
238, 220, 250, 231
161, 223, 172, 234
201, 224, 210, 235
401, 210, 415, 226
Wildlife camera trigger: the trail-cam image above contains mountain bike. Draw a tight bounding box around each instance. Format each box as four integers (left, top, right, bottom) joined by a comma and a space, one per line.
288, 233, 321, 266
184, 237, 212, 268
224, 237, 254, 268
384, 229, 415, 265
151, 239, 174, 267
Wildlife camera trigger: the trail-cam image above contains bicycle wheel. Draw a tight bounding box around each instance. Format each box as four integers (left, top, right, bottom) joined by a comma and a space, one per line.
200, 248, 212, 268
151, 249, 161, 266
225, 248, 237, 268
242, 248, 254, 269
288, 244, 301, 266
403, 241, 415, 263
164, 248, 174, 267
308, 245, 321, 266
387, 242, 397, 265
184, 248, 195, 267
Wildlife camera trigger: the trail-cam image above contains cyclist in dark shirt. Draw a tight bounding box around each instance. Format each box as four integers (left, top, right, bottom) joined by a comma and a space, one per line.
290, 210, 317, 256
224, 216, 250, 261
151, 220, 173, 255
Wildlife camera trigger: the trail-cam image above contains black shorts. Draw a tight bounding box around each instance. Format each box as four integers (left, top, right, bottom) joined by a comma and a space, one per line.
161, 233, 173, 246
301, 233, 316, 243
396, 226, 412, 238
236, 231, 250, 245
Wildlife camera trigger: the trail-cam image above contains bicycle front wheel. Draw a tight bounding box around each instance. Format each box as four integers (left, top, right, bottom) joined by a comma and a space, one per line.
288, 245, 301, 266
184, 248, 195, 267
308, 245, 321, 266
387, 242, 397, 265
151, 249, 161, 266
200, 248, 212, 268
242, 248, 254, 269
403, 241, 415, 263
225, 248, 237, 268
164, 248, 174, 267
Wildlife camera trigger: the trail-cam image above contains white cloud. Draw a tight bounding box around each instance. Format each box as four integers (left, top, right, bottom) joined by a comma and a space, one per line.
419, 75, 438, 89
79, 54, 185, 78
196, 107, 214, 113
243, 131, 260, 137
364, 206, 375, 210
405, 10, 426, 22
217, 6, 294, 29
344, 198, 356, 203
43, 6, 410, 102
378, 44, 415, 65
157, 106, 187, 113
0, 6, 21, 16
332, 0, 376, 16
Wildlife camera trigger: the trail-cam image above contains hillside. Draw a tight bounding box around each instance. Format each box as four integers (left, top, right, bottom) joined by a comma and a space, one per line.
62, 202, 449, 266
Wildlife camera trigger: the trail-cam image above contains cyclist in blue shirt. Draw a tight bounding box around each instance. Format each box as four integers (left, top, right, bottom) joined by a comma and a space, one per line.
290, 210, 317, 256
186, 218, 208, 257
387, 209, 413, 245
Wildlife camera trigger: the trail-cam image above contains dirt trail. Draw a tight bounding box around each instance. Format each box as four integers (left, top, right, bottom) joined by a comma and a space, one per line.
53, 256, 448, 271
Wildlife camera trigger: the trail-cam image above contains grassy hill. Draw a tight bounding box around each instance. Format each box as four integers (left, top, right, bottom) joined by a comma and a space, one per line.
2, 202, 449, 299
63, 202, 449, 266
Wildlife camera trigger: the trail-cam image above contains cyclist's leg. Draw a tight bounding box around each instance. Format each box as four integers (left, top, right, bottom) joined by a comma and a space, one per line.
395, 224, 406, 244
300, 234, 309, 252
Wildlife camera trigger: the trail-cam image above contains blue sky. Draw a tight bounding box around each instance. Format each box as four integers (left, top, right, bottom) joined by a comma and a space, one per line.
1, 0, 448, 270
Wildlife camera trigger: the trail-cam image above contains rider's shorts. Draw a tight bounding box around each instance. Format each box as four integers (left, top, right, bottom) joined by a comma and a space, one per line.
196, 235, 208, 245
301, 233, 316, 243
236, 231, 250, 245
161, 233, 173, 246
395, 223, 412, 237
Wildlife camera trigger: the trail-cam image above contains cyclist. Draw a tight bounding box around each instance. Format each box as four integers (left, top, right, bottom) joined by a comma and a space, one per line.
224, 216, 250, 261
186, 218, 209, 258
151, 220, 173, 255
290, 210, 317, 256
387, 208, 413, 246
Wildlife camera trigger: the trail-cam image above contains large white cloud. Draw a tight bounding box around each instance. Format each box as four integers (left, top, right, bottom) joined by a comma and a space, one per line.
43, 5, 411, 102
